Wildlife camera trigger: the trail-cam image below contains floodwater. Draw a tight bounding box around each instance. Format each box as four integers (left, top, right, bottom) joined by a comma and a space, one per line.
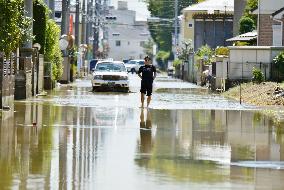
0, 75, 283, 190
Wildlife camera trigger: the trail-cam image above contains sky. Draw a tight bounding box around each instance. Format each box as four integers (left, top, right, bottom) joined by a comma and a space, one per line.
110, 0, 150, 21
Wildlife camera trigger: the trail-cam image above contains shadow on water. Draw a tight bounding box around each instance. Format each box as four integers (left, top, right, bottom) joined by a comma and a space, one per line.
0, 102, 284, 189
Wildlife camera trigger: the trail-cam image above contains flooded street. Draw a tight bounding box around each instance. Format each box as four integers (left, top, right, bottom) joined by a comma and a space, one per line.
0, 74, 284, 190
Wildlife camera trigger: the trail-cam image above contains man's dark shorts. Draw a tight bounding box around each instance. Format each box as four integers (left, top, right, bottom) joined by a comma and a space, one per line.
140, 80, 153, 96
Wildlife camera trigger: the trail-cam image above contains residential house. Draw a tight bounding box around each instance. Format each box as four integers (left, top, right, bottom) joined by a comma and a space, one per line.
106, 1, 151, 60
253, 0, 284, 46
181, 0, 234, 51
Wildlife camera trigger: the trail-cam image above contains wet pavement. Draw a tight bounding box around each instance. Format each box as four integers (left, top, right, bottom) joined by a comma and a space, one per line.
0, 74, 284, 190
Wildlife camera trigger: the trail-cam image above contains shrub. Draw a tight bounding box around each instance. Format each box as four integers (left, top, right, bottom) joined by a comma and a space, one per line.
273, 51, 284, 72
45, 20, 63, 80
173, 59, 182, 67
252, 67, 264, 84
215, 46, 229, 56
196, 45, 214, 65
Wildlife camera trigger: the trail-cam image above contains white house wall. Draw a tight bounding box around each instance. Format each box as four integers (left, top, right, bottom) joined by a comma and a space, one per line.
259, 0, 284, 14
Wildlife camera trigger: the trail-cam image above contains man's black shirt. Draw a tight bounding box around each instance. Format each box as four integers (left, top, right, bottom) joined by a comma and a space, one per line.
138, 65, 156, 81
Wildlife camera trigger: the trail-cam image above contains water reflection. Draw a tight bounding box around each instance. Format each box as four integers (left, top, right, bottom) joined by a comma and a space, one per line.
139, 109, 153, 154
0, 103, 284, 189
135, 109, 284, 188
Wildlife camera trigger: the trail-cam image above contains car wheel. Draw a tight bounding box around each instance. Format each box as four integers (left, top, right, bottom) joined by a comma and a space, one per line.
92, 86, 98, 91
123, 87, 129, 93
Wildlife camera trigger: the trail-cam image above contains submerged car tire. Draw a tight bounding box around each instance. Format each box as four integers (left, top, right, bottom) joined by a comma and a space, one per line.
92, 86, 99, 91
122, 87, 129, 93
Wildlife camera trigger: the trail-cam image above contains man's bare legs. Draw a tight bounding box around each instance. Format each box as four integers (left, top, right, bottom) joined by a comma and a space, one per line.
141, 93, 145, 108
147, 96, 151, 108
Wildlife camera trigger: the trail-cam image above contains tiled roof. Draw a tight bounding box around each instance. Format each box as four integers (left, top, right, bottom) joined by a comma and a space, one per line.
184, 0, 234, 12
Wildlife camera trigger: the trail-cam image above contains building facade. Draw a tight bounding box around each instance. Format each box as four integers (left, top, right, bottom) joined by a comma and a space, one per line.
253, 0, 284, 46
106, 1, 151, 60
181, 0, 234, 51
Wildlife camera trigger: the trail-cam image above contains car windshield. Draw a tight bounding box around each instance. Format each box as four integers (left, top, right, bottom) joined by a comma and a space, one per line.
95, 62, 126, 72
128, 61, 136, 64
138, 61, 144, 65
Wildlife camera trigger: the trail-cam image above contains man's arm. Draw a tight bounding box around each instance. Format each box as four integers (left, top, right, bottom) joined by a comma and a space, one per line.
138, 67, 142, 79
153, 66, 157, 80
153, 72, 157, 80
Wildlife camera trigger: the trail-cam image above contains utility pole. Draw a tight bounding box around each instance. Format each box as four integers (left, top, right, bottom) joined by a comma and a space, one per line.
61, 0, 70, 35
49, 0, 55, 19
93, 0, 101, 59
24, 0, 33, 48
86, 0, 92, 45
174, 0, 179, 47
81, 0, 86, 44
75, 0, 80, 47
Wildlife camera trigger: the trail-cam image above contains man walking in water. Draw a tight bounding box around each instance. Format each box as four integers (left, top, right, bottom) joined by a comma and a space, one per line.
138, 56, 157, 108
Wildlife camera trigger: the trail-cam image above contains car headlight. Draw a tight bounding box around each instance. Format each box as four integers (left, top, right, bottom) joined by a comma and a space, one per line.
94, 75, 103, 79
120, 76, 128, 80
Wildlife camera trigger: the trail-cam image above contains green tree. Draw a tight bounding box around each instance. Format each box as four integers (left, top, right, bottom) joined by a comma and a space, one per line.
45, 20, 63, 80
145, 0, 197, 52
156, 50, 170, 69
239, 16, 255, 34
0, 0, 32, 56
239, 0, 258, 34
143, 39, 154, 58
33, 0, 48, 54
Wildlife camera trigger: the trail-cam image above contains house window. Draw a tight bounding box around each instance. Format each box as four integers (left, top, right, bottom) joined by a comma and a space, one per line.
272, 25, 282, 46
116, 40, 121, 46
55, 12, 61, 18
112, 33, 120, 36
140, 41, 145, 47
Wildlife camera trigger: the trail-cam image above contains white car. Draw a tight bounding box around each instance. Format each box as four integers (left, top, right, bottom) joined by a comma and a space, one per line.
92, 61, 129, 92
124, 59, 145, 73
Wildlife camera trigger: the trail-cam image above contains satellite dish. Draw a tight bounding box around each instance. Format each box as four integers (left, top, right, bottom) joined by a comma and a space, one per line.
59, 38, 68, 50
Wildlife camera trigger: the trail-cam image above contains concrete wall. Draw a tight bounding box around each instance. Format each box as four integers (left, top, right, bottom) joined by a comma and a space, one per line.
215, 56, 229, 90
38, 55, 44, 94
60, 57, 70, 83
228, 46, 284, 80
